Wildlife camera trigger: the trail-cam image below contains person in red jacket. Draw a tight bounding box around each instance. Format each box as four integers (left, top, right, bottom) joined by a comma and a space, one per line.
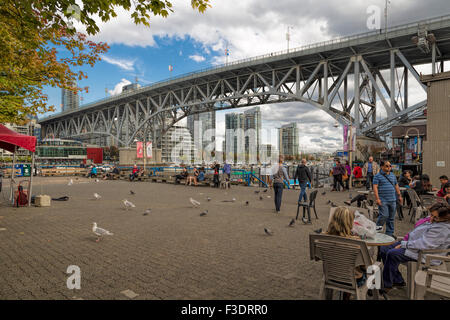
353, 165, 363, 179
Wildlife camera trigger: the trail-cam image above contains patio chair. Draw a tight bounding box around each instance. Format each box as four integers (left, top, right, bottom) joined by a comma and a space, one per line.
309, 233, 381, 300
414, 253, 450, 299
296, 190, 318, 223
406, 189, 428, 224
362, 192, 378, 222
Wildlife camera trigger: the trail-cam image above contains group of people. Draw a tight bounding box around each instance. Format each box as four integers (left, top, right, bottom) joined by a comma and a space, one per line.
330, 159, 352, 191
174, 162, 232, 188
327, 202, 450, 298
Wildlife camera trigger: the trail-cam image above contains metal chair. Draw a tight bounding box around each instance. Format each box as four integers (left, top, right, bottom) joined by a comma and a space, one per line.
296, 190, 318, 223
309, 233, 381, 300
406, 189, 428, 224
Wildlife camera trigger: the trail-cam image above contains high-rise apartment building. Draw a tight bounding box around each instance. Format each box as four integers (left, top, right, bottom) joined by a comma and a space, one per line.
278, 123, 299, 159
187, 111, 216, 162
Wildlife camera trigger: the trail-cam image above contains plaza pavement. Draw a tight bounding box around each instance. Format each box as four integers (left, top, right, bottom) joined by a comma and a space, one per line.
0, 177, 432, 300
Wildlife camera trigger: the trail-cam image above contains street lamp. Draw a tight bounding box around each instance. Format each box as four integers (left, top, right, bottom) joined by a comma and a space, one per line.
403, 127, 420, 163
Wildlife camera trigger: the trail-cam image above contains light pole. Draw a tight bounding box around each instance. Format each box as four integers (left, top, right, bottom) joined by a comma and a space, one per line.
286, 26, 293, 53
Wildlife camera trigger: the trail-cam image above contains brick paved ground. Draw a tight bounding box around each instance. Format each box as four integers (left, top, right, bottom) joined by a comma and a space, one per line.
0, 177, 438, 300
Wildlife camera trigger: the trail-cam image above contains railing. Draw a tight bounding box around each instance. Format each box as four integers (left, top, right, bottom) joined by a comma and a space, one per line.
39, 14, 450, 122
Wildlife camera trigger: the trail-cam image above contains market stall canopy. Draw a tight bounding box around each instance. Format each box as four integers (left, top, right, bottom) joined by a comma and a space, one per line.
0, 124, 36, 153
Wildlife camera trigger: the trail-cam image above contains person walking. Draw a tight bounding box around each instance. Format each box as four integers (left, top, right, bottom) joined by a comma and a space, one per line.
331, 159, 345, 192
294, 158, 312, 203
362, 156, 379, 190
271, 155, 290, 213
212, 162, 220, 188
373, 160, 403, 236
223, 161, 231, 182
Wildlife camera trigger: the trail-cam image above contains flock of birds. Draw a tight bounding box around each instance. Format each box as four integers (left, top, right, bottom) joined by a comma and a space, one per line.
69, 178, 333, 242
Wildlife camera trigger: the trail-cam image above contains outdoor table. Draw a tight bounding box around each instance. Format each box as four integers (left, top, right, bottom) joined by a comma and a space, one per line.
427, 191, 438, 196
357, 190, 371, 195
363, 233, 396, 262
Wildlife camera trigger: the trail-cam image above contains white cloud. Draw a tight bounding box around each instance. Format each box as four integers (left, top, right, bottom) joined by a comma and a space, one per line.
108, 78, 132, 96
101, 55, 135, 71
189, 54, 206, 62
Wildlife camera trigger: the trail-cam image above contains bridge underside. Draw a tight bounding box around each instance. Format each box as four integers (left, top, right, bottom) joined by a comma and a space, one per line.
39, 16, 450, 146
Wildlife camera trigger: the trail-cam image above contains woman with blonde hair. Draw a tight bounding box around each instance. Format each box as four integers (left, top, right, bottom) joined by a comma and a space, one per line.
326, 206, 367, 299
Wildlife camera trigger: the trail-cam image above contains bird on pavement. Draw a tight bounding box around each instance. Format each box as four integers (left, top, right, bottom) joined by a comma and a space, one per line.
92, 222, 113, 242
322, 191, 326, 195
143, 209, 151, 216
263, 189, 268, 193
95, 178, 99, 183
245, 201, 249, 206
288, 218, 295, 227
123, 199, 136, 210
302, 217, 309, 224
93, 193, 101, 200
200, 210, 208, 216
264, 228, 273, 236
326, 200, 331, 205
130, 190, 135, 195
68, 179, 73, 186
314, 228, 323, 234
254, 190, 260, 194
190, 197, 200, 208
207, 197, 211, 202
330, 202, 338, 207
259, 196, 263, 200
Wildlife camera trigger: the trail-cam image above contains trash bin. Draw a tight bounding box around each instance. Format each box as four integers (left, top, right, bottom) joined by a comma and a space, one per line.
22, 164, 31, 177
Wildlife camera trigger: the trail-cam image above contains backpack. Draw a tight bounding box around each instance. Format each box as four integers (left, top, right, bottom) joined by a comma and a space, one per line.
16, 185, 28, 207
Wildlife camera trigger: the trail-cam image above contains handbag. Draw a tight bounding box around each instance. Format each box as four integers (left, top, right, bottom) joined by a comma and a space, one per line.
342, 172, 349, 181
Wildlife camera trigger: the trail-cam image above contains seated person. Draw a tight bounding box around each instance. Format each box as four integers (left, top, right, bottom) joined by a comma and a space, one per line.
175, 167, 188, 184
187, 167, 199, 186
353, 165, 363, 179
104, 166, 120, 180
436, 175, 449, 197
197, 168, 205, 183
438, 182, 450, 205
326, 207, 367, 299
129, 165, 139, 181
379, 202, 450, 293
413, 174, 432, 195
88, 165, 97, 178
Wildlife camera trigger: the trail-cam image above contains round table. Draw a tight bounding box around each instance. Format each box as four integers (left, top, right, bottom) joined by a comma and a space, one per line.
364, 233, 396, 246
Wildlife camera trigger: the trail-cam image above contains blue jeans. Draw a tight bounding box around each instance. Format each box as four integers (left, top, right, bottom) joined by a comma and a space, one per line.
298, 182, 307, 203
376, 200, 397, 236
380, 242, 415, 288
273, 182, 284, 212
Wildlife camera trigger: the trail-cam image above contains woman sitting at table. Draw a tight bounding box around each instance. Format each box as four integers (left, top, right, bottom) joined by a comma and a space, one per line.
379, 202, 450, 293
327, 207, 367, 299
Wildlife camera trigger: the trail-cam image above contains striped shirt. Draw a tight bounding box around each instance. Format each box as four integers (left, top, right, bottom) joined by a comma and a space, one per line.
373, 172, 398, 202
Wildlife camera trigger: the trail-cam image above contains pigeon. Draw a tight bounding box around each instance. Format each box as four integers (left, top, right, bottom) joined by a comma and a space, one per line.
130, 190, 135, 195
190, 197, 200, 208
263, 189, 268, 193
302, 217, 309, 224
267, 195, 271, 199
321, 191, 326, 195
200, 210, 208, 216
92, 222, 113, 242
326, 200, 331, 205
93, 193, 101, 200
207, 197, 211, 202
75, 177, 79, 180
288, 218, 295, 227
330, 202, 338, 207
143, 209, 151, 216
254, 190, 260, 194
314, 228, 323, 234
245, 201, 249, 206
68, 179, 73, 186
259, 196, 263, 200
123, 199, 136, 210
221, 198, 236, 203
264, 228, 273, 236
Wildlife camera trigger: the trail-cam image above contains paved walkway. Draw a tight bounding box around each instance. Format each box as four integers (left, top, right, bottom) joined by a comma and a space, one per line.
0, 177, 425, 299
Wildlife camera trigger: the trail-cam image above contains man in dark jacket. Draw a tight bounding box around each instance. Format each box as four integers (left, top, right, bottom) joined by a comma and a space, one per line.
294, 159, 312, 203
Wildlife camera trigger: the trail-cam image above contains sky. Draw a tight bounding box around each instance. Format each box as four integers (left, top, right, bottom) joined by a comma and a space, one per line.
42, 0, 450, 152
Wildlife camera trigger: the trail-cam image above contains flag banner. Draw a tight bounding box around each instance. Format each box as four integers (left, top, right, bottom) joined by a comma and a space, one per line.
136, 141, 143, 158
343, 125, 349, 151
146, 141, 152, 158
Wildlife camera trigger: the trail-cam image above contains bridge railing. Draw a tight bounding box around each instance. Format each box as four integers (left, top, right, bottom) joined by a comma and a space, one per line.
40, 14, 450, 122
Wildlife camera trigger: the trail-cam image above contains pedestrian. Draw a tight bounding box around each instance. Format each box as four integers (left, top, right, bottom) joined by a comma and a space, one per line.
294, 158, 312, 203
223, 161, 231, 181
373, 160, 403, 236
212, 162, 220, 188
362, 156, 380, 190
344, 160, 351, 190
270, 155, 290, 213
331, 159, 345, 192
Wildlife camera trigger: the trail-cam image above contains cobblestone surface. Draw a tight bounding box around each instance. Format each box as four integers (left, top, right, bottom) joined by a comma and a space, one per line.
0, 177, 424, 299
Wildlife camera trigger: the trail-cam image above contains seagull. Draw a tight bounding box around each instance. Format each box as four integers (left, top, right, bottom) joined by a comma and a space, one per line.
200, 210, 208, 216
314, 228, 323, 234
263, 189, 268, 193
207, 197, 211, 202
95, 178, 99, 183
123, 199, 136, 210
68, 179, 73, 186
321, 191, 326, 196
232, 197, 236, 202
92, 222, 113, 242
190, 197, 200, 208
267, 195, 271, 198
93, 193, 101, 200
143, 209, 151, 216
130, 190, 135, 195
264, 228, 273, 236
288, 218, 295, 227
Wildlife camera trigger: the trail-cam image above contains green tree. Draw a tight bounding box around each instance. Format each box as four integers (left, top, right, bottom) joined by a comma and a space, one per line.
0, 0, 211, 123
